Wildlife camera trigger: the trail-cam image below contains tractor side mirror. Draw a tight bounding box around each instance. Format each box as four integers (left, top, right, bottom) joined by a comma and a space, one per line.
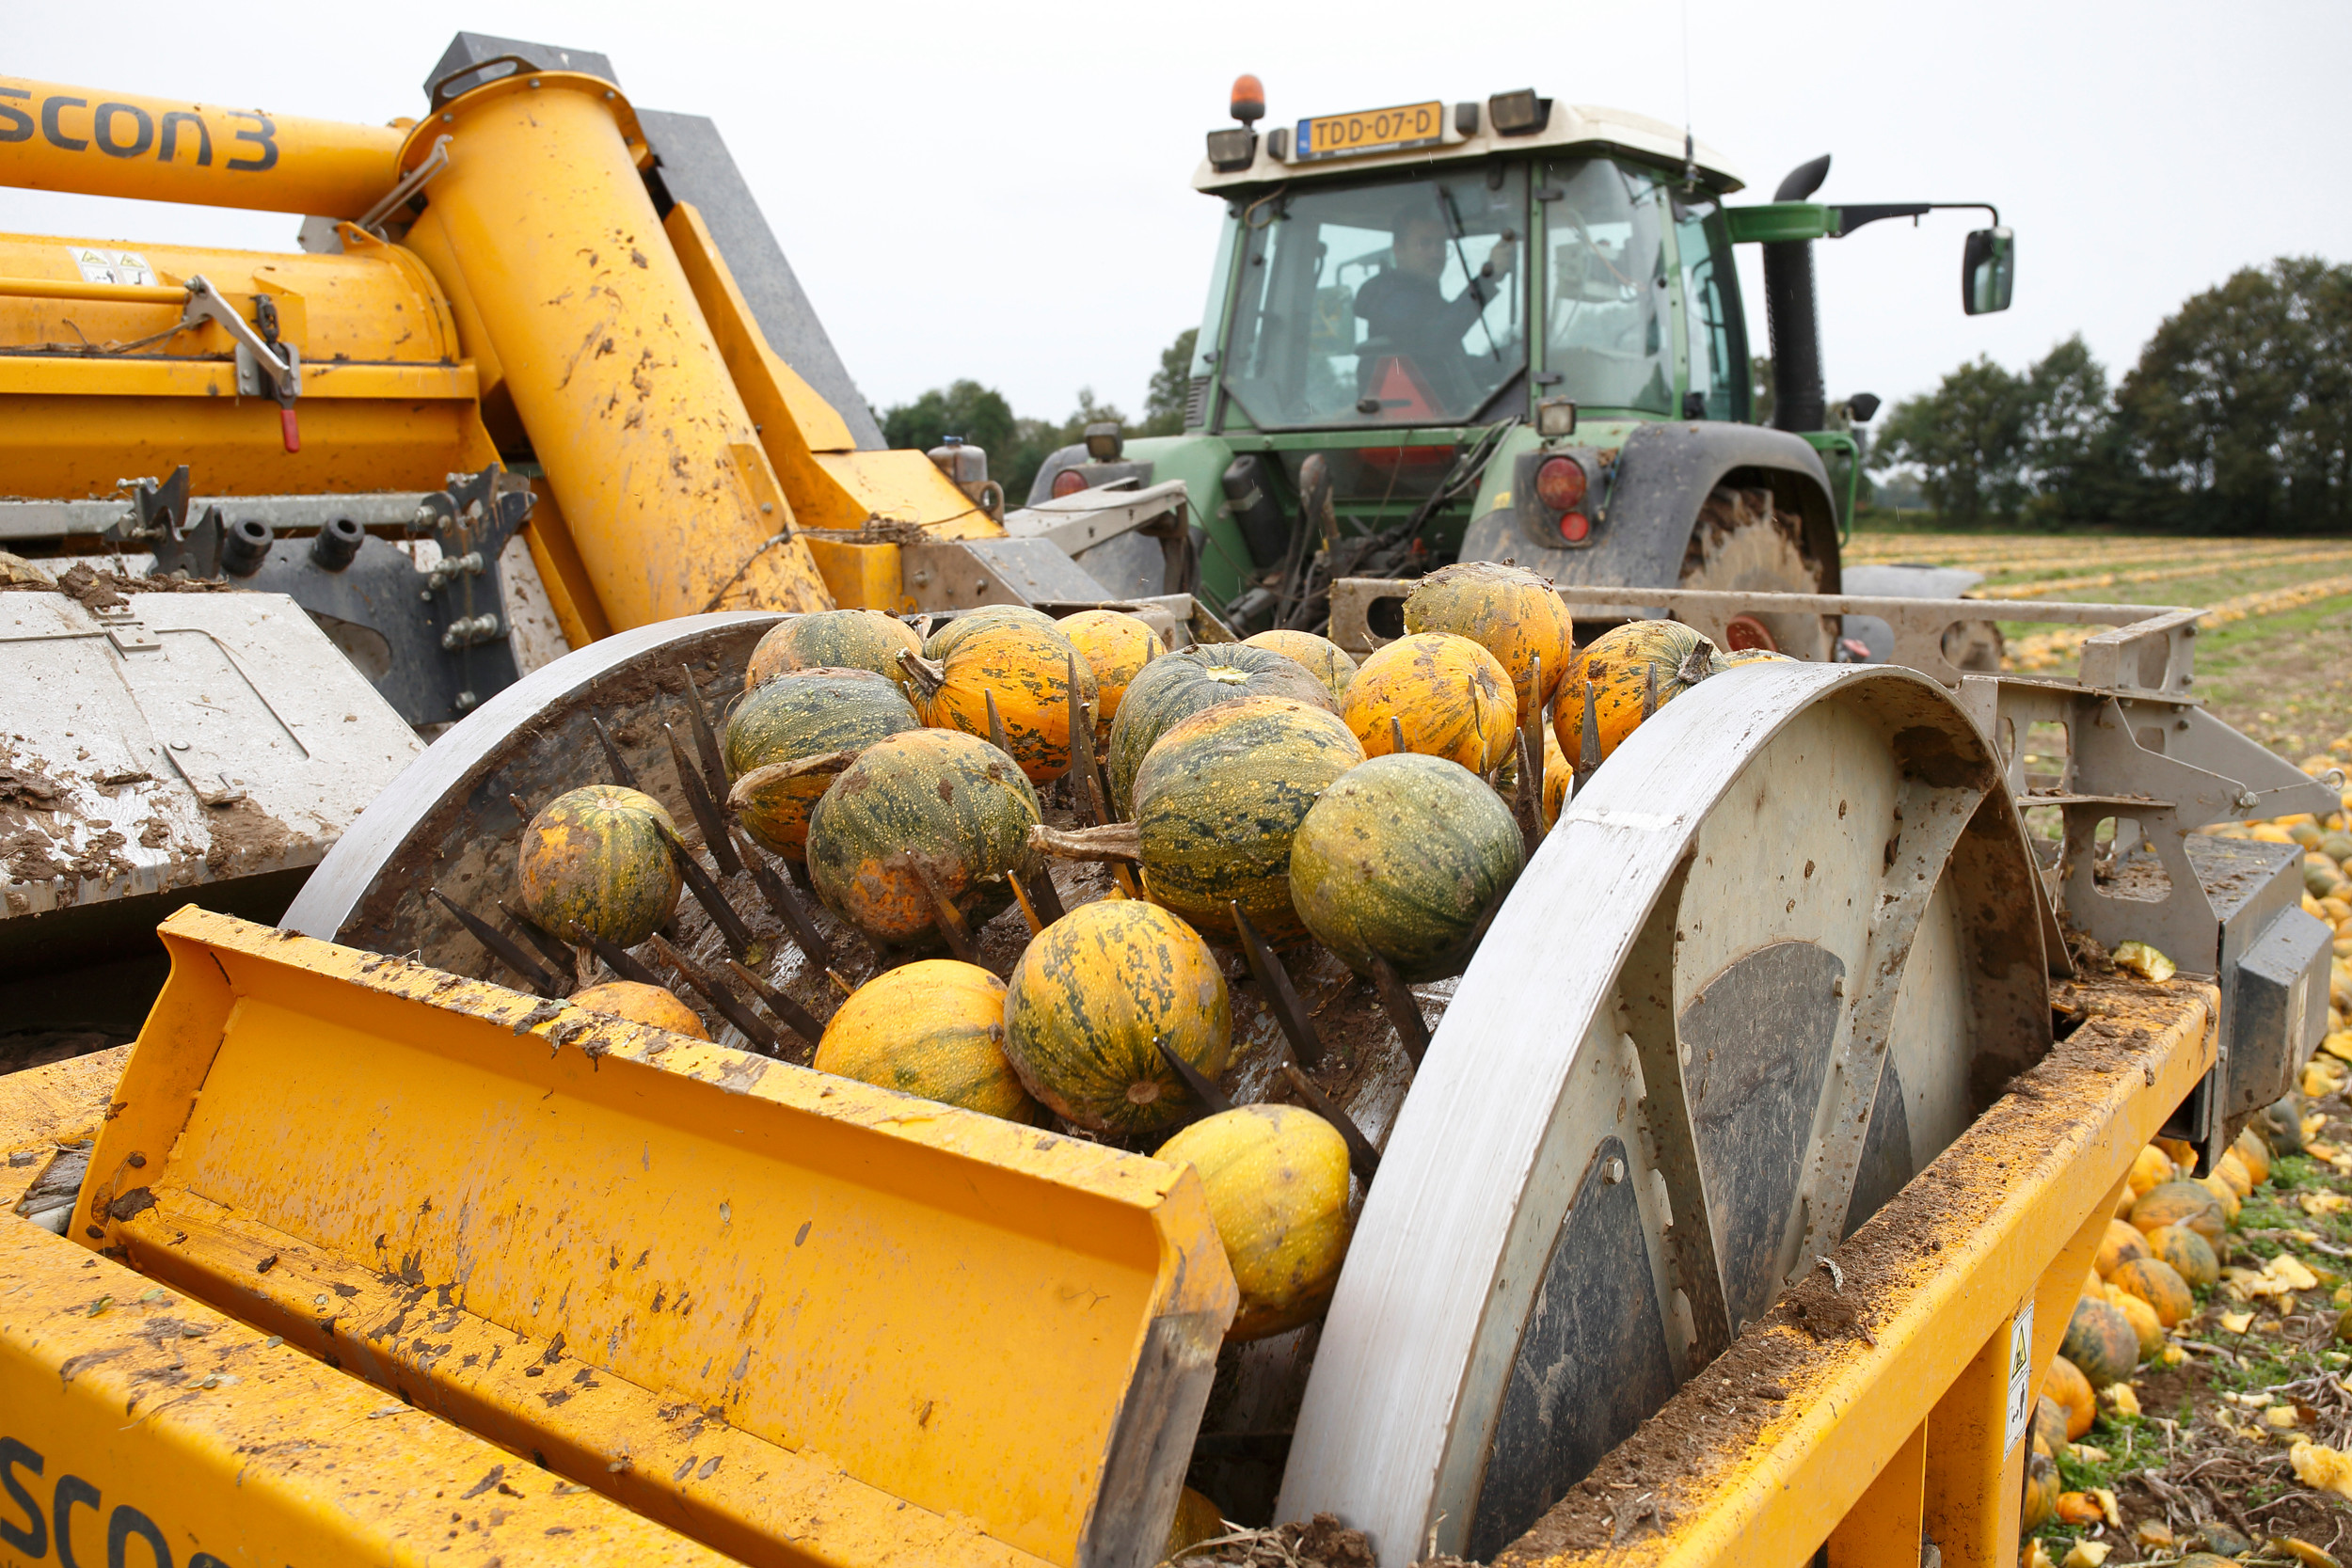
1963, 227, 2015, 315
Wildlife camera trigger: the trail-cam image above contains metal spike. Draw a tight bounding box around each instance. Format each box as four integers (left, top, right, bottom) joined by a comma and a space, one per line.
590, 717, 639, 791
1513, 726, 1547, 855
730, 826, 835, 971
508, 792, 535, 826
1367, 953, 1431, 1068
1155, 1034, 1232, 1117
1279, 1062, 1381, 1180
1390, 714, 1407, 755
1008, 873, 1046, 937
898, 853, 982, 966
582, 930, 660, 987
1017, 863, 1068, 927
723, 957, 824, 1050
664, 723, 742, 878
432, 888, 561, 996
679, 664, 731, 800
1230, 899, 1326, 1069
985, 689, 1013, 759
646, 934, 786, 1058
1575, 676, 1601, 791
498, 899, 579, 975
655, 820, 755, 959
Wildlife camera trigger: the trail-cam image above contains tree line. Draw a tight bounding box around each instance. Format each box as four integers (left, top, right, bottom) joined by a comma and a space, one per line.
1872, 257, 2352, 532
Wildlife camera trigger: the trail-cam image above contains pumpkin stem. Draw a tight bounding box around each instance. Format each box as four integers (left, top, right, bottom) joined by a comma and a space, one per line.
896, 648, 946, 700
727, 752, 861, 810
1027, 821, 1144, 864
1677, 641, 1716, 689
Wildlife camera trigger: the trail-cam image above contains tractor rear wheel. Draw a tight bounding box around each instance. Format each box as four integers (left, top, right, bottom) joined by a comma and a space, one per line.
1678, 484, 1835, 660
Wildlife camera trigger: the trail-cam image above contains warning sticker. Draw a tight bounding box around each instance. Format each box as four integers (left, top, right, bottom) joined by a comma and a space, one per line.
70, 247, 155, 287
2003, 1300, 2037, 1449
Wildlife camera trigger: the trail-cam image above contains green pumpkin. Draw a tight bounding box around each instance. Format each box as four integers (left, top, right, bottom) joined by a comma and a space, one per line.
744, 610, 924, 690
516, 784, 682, 947
1131, 696, 1366, 944
1105, 644, 1338, 817
804, 729, 1042, 946
2059, 1296, 2138, 1390
724, 668, 920, 859
1288, 753, 1525, 983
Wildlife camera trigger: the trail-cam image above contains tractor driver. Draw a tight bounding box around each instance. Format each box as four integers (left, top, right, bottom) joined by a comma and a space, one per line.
1354, 209, 1517, 407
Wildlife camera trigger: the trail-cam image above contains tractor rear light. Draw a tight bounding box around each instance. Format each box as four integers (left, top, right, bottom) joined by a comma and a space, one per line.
1051, 469, 1089, 499
1558, 511, 1591, 544
1534, 455, 1587, 512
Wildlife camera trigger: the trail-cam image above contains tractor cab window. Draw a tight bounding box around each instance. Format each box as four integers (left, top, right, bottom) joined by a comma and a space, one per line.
1542, 159, 1672, 416
1674, 195, 1749, 421
1220, 167, 1527, 430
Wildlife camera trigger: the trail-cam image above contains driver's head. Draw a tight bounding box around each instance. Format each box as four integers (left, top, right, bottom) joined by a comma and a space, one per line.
1392, 214, 1449, 281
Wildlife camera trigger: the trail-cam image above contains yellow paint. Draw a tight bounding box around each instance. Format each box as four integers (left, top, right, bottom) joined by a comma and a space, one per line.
817, 449, 1003, 536
0, 77, 404, 216
69, 907, 1234, 1567
1505, 979, 2217, 1567
805, 537, 910, 612
394, 73, 831, 625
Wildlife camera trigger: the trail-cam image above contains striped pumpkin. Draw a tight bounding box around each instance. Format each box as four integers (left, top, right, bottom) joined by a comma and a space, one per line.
744, 610, 923, 690
804, 729, 1042, 946
724, 668, 920, 859
516, 784, 682, 947
1288, 753, 1526, 983
902, 618, 1097, 784
815, 959, 1036, 1123
1341, 632, 1516, 773
1402, 562, 1573, 720
1243, 629, 1359, 705
1058, 610, 1166, 746
1002, 897, 1231, 1136
1552, 620, 1720, 766
922, 604, 1058, 662
1106, 644, 1337, 817
1132, 696, 1367, 943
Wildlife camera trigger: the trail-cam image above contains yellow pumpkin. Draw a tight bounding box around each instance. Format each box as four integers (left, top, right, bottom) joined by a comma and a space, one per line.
2110, 1256, 2195, 1328
2233, 1127, 2272, 1186
2031, 1394, 2071, 1461
1553, 620, 1721, 767
2132, 1180, 2226, 1244
1401, 561, 1574, 721
2197, 1171, 2242, 1224
570, 980, 709, 1040
1058, 610, 1165, 746
1542, 725, 1570, 828
2096, 1218, 2152, 1278
814, 960, 1036, 1123
1164, 1487, 1227, 1561
2042, 1354, 2095, 1440
2022, 1452, 2060, 1534
2148, 1223, 2220, 1289
2213, 1148, 2254, 1199
2054, 1491, 2104, 1526
900, 618, 1098, 784
2127, 1143, 2175, 1197
1341, 632, 1517, 773
1156, 1105, 1354, 1341
2106, 1283, 2165, 1359
1243, 629, 1358, 705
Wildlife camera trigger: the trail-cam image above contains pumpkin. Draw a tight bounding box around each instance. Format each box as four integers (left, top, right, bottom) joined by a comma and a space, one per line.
516, 784, 683, 948
921, 604, 1059, 661
2127, 1143, 2175, 1198
2096, 1218, 2152, 1278
2261, 1094, 2307, 1154
744, 610, 922, 690
815, 960, 1036, 1123
2110, 1256, 2194, 1327
804, 729, 1042, 946
1342, 632, 1517, 773
1542, 725, 1570, 828
1401, 561, 1574, 720
2234, 1127, 2273, 1186
2021, 1451, 2060, 1534
1002, 898, 1232, 1136
2213, 1148, 2254, 1199
900, 618, 1097, 784
2155, 1135, 2198, 1171
570, 980, 708, 1040
2042, 1354, 2095, 1440
1243, 629, 1358, 705
1712, 647, 1797, 673
1165, 1488, 1227, 1562
724, 668, 921, 859
2053, 1491, 2104, 1527
2061, 1296, 2139, 1389
2031, 1394, 2071, 1461
1106, 645, 1337, 817
1116, 698, 1365, 944
1553, 620, 1720, 767
2148, 1223, 2220, 1289
2196, 1171, 2242, 1224
1058, 610, 1165, 745
1157, 1105, 1354, 1341
1289, 753, 1525, 983
2132, 1180, 2226, 1244
2106, 1284, 2165, 1359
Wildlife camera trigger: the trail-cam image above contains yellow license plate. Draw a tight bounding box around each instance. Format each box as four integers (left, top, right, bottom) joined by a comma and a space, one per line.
1295, 101, 1446, 161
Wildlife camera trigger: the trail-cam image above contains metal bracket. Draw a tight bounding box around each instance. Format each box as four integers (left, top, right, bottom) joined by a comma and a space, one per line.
359, 135, 453, 237
180, 277, 298, 403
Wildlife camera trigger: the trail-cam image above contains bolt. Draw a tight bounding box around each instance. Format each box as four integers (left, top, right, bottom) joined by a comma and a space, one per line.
2237, 789, 2261, 809
1602, 1156, 1627, 1184
453, 690, 480, 713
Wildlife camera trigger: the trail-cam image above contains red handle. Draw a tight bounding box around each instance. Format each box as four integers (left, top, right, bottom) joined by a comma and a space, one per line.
280, 405, 301, 453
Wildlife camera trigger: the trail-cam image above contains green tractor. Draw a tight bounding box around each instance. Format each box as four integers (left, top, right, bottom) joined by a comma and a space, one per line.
1029, 81, 2014, 657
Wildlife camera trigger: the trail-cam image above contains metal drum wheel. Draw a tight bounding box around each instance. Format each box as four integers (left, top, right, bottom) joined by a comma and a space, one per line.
1679, 484, 1836, 660
1277, 661, 2052, 1562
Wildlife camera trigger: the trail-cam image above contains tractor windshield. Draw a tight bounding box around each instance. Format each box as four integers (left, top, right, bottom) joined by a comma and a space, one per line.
1219, 167, 1526, 430
1542, 158, 1673, 415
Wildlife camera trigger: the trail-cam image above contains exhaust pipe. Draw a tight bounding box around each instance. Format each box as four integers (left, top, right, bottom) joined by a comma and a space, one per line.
1763, 154, 1831, 435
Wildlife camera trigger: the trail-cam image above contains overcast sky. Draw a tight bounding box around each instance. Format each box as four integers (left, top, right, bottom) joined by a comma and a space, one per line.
7, 0, 2347, 435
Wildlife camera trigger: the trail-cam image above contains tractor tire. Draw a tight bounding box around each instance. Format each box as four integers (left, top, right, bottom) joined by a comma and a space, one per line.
1678, 483, 1835, 661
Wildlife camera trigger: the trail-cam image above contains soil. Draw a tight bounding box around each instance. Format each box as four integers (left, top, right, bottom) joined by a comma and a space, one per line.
0, 562, 238, 608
